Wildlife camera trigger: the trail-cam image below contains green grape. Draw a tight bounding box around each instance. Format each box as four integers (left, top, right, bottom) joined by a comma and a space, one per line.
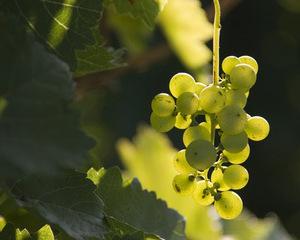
222, 56, 241, 75
217, 105, 247, 135
225, 89, 247, 108
193, 180, 214, 206
195, 82, 207, 97
199, 85, 226, 113
223, 165, 249, 190
175, 113, 192, 129
150, 112, 176, 133
186, 140, 216, 170
245, 116, 270, 141
176, 92, 199, 115
223, 144, 250, 164
199, 121, 211, 133
214, 191, 243, 220
151, 93, 175, 117
239, 55, 259, 74
183, 125, 210, 147
230, 64, 257, 91
211, 168, 230, 191
172, 173, 196, 195
169, 73, 196, 98
220, 132, 248, 153
174, 150, 196, 174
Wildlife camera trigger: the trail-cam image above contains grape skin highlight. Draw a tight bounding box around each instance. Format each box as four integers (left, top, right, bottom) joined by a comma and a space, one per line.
169, 73, 196, 98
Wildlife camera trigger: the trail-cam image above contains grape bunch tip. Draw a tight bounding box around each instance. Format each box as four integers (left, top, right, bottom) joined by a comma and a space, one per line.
149, 55, 270, 220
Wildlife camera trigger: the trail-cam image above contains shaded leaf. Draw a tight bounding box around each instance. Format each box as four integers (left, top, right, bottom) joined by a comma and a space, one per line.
94, 167, 186, 240
11, 173, 106, 240
105, 0, 159, 29
0, 14, 94, 178
117, 126, 221, 240
4, 0, 124, 74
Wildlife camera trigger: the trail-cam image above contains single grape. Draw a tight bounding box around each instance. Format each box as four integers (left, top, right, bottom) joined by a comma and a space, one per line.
151, 93, 175, 117
222, 56, 241, 75
150, 112, 176, 133
199, 121, 211, 133
223, 144, 250, 164
174, 150, 196, 174
214, 191, 243, 219
223, 165, 249, 190
220, 132, 248, 153
172, 173, 196, 195
230, 64, 257, 91
169, 73, 196, 98
217, 105, 247, 135
185, 140, 216, 170
195, 82, 207, 97
225, 89, 247, 109
193, 180, 214, 206
239, 55, 259, 74
176, 92, 199, 115
199, 85, 226, 113
211, 168, 230, 191
175, 113, 192, 129
183, 125, 210, 147
245, 116, 270, 141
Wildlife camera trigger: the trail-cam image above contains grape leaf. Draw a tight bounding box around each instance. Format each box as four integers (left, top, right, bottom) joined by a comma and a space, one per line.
5, 0, 124, 74
93, 167, 186, 240
10, 172, 106, 240
0, 14, 94, 178
158, 0, 213, 69
117, 126, 221, 240
105, 0, 159, 29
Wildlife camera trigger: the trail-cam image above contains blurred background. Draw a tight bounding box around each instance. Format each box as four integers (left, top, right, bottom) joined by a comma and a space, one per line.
76, 0, 300, 239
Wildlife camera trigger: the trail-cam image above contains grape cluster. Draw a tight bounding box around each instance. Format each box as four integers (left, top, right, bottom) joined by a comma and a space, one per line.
150, 55, 270, 220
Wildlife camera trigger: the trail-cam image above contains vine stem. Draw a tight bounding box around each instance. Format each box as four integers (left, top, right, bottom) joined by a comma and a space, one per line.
212, 0, 221, 85
210, 0, 221, 145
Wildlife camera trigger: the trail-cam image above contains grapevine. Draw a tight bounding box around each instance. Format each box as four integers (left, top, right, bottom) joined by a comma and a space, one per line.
149, 0, 270, 219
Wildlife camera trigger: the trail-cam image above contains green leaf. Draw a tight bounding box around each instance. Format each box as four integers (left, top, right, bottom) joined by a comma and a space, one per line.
5, 0, 124, 74
10, 172, 106, 240
95, 167, 186, 240
158, 0, 213, 69
117, 126, 221, 240
105, 0, 159, 29
32, 225, 54, 240
0, 14, 94, 178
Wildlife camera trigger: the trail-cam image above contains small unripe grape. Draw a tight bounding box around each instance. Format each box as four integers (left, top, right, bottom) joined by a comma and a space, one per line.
223, 144, 250, 164
211, 168, 230, 191
217, 105, 247, 135
174, 150, 196, 174
195, 82, 207, 97
175, 113, 192, 129
199, 85, 226, 113
176, 92, 199, 115
223, 165, 249, 190
225, 89, 247, 109
220, 132, 248, 153
193, 180, 214, 206
151, 93, 175, 117
169, 73, 196, 98
214, 191, 243, 219
172, 173, 196, 195
239, 55, 259, 74
245, 116, 270, 141
230, 64, 257, 91
222, 56, 241, 75
186, 140, 216, 170
183, 125, 210, 147
150, 112, 175, 133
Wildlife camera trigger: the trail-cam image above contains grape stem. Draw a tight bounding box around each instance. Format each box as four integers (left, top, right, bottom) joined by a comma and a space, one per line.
210, 0, 221, 145
212, 0, 221, 85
